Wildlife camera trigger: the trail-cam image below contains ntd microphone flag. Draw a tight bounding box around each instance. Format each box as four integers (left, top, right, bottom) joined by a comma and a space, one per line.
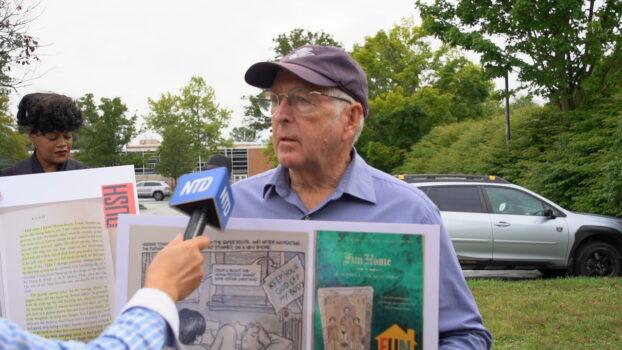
170, 166, 234, 233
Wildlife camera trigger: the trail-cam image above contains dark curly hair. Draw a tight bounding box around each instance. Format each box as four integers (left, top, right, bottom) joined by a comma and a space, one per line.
178, 308, 206, 345
16, 93, 83, 134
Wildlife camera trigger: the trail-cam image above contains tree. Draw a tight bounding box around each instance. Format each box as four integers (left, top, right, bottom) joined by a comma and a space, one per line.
352, 21, 433, 98
0, 91, 28, 167
351, 21, 496, 172
417, 0, 622, 111
0, 0, 40, 89
146, 76, 231, 177
75, 94, 137, 167
272, 28, 341, 59
230, 126, 258, 142
239, 29, 342, 137
155, 125, 195, 185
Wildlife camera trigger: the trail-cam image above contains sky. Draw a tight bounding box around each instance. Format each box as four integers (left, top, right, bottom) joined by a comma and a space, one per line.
9, 0, 421, 139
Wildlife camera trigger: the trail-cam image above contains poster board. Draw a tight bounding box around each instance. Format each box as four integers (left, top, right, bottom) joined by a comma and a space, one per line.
116, 215, 439, 349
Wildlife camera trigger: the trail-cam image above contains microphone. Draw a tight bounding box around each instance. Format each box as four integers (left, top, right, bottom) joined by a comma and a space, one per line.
170, 154, 235, 240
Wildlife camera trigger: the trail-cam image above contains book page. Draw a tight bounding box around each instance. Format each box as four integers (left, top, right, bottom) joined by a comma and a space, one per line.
314, 231, 425, 350
122, 220, 310, 350
0, 198, 115, 341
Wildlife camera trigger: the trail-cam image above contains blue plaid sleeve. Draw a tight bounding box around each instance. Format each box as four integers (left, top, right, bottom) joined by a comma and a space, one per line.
0, 307, 168, 350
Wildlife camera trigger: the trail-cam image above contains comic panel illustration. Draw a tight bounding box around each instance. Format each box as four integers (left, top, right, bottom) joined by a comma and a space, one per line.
129, 226, 309, 350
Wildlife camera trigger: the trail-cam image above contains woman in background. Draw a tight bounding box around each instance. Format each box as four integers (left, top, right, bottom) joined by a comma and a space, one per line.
0, 93, 86, 176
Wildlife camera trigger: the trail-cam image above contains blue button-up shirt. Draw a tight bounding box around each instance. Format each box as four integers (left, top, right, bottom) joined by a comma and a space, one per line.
0, 288, 178, 350
0, 308, 166, 350
232, 152, 493, 349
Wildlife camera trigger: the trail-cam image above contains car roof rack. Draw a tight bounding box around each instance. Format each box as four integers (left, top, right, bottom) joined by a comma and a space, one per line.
395, 174, 511, 184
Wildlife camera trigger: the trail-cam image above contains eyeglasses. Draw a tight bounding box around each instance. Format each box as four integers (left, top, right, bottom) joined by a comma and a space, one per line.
258, 87, 352, 117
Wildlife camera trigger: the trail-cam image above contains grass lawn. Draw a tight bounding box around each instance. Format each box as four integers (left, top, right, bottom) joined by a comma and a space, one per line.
468, 277, 622, 349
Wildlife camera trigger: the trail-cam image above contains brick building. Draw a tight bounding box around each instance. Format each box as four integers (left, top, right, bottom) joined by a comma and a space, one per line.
126, 139, 273, 182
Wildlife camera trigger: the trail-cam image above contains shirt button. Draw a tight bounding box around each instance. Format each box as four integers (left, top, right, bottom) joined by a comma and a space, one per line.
303, 215, 311, 220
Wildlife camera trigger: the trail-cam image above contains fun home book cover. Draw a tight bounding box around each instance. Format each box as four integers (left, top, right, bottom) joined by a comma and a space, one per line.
313, 230, 424, 350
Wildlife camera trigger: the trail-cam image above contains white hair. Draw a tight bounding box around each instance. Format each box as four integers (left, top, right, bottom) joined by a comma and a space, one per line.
323, 87, 366, 144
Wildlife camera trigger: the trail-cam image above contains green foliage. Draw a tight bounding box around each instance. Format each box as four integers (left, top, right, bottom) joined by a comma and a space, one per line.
358, 89, 431, 156
360, 141, 405, 173
155, 125, 196, 183
118, 152, 145, 169
352, 22, 497, 172
418, 0, 622, 111
230, 126, 258, 142
240, 94, 270, 134
0, 92, 28, 168
75, 94, 137, 167
400, 88, 622, 216
76, 94, 137, 167
272, 28, 341, 59
262, 138, 278, 168
352, 21, 432, 98
147, 76, 231, 178
397, 112, 506, 175
0, 1, 40, 89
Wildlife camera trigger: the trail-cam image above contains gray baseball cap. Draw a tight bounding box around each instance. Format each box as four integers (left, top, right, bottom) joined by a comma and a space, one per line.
244, 45, 369, 116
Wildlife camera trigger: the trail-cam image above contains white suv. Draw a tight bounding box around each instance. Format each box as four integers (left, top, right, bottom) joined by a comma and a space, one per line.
398, 174, 622, 277
136, 181, 170, 201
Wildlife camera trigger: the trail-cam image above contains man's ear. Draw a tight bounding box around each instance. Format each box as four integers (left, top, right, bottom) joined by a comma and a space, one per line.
343, 102, 364, 140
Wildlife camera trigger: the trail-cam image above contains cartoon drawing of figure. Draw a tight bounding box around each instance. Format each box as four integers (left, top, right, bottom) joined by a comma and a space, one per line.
241, 322, 293, 350
178, 308, 236, 350
326, 316, 339, 350
350, 317, 364, 350
339, 306, 354, 343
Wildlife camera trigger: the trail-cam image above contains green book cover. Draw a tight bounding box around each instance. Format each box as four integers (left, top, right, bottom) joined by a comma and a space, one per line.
314, 230, 424, 350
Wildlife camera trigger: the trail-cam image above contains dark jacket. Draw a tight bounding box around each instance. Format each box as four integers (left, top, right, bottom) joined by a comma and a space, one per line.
0, 153, 87, 177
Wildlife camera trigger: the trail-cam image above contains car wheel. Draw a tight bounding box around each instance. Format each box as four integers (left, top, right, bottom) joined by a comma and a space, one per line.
574, 241, 622, 277
153, 191, 164, 201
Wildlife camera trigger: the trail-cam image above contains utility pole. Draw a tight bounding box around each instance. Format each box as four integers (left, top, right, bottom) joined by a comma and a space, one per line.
504, 71, 511, 147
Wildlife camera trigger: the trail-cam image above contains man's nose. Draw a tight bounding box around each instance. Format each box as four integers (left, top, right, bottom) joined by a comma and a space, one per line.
272, 97, 293, 122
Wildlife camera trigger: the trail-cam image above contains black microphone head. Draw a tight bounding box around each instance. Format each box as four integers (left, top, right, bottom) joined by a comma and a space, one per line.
206, 154, 232, 176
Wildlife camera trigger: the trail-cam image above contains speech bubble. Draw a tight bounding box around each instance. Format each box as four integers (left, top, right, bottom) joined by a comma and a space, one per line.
212, 264, 262, 286
262, 255, 305, 312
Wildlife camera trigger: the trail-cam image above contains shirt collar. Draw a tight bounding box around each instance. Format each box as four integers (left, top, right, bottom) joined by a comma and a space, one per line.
30, 151, 69, 173
262, 149, 376, 204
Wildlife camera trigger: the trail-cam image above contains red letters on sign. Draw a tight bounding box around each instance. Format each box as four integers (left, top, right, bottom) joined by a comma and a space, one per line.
102, 183, 136, 228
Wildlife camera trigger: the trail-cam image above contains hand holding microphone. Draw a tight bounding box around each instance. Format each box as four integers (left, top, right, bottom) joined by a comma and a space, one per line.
169, 155, 235, 240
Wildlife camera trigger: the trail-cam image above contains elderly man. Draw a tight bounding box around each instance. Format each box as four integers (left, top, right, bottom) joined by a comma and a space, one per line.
231, 45, 492, 349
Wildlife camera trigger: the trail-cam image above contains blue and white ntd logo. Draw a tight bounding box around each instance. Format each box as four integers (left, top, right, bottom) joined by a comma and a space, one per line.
219, 187, 232, 216
169, 166, 235, 231
180, 176, 214, 196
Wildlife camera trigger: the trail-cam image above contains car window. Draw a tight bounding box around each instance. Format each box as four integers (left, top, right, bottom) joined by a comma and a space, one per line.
147, 182, 160, 186
427, 186, 484, 213
484, 186, 545, 216
137, 182, 145, 187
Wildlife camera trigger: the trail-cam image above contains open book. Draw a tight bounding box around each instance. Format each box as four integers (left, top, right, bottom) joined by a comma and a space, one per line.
116, 215, 440, 349
0, 166, 138, 341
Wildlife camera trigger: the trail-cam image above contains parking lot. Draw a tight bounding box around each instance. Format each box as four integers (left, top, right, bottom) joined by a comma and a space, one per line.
138, 198, 180, 216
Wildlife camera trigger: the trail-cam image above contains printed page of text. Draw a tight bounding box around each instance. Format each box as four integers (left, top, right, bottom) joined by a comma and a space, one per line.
0, 199, 115, 341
